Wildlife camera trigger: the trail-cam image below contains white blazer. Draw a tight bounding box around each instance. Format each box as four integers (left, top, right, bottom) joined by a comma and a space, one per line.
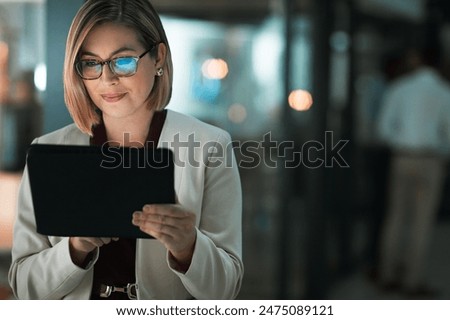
8, 110, 243, 299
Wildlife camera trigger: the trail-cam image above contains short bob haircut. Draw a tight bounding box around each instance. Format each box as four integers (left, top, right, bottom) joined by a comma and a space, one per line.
64, 0, 173, 136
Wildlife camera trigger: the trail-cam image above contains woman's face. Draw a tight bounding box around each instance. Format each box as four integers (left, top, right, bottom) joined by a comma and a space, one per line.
80, 22, 162, 121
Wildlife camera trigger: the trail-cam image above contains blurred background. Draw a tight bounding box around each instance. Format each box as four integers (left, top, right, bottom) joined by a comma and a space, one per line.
0, 0, 449, 300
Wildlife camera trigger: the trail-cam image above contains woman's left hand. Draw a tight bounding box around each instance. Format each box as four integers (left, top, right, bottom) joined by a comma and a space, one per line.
132, 204, 196, 271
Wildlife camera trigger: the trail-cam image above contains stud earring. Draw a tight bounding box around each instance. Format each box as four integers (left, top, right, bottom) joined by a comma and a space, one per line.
156, 68, 164, 77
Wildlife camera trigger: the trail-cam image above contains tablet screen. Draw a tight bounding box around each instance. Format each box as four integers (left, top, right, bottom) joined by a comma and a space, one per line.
26, 144, 175, 238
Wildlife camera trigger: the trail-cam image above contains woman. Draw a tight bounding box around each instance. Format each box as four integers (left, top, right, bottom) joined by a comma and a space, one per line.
9, 0, 243, 300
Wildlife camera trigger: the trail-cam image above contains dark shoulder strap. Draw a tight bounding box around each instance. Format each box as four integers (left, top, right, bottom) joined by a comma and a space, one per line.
146, 109, 167, 147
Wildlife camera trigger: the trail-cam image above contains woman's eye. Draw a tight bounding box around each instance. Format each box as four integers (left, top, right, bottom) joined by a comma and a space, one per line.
83, 60, 99, 68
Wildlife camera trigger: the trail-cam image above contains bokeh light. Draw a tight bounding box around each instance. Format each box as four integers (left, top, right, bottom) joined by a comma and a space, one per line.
288, 89, 313, 111
34, 63, 47, 92
202, 58, 229, 80
228, 103, 247, 124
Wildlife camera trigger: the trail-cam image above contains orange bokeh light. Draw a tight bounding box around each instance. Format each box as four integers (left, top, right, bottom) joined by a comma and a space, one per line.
201, 58, 229, 80
288, 89, 313, 111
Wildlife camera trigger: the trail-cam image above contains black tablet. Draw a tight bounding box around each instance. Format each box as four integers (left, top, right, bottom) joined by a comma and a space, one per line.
26, 144, 175, 238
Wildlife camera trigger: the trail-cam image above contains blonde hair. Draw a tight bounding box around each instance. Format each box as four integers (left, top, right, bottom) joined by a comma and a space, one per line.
64, 0, 173, 135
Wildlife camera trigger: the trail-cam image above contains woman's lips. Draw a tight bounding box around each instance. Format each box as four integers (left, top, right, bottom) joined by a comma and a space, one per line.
101, 93, 127, 103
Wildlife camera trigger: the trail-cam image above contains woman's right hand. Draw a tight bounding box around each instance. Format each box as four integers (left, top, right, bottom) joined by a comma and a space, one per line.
69, 237, 118, 267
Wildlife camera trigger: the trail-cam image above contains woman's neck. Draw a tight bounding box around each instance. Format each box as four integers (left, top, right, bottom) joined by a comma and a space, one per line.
102, 110, 154, 147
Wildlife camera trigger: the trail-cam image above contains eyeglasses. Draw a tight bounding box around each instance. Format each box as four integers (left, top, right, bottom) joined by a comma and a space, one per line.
75, 46, 156, 80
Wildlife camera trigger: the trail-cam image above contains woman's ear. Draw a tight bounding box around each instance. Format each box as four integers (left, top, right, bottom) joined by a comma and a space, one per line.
155, 43, 167, 68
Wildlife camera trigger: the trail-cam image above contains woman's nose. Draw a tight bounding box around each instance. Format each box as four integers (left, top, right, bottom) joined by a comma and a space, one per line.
101, 63, 119, 84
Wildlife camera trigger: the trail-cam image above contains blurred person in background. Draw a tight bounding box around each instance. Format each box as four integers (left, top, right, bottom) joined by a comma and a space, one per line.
8, 0, 243, 300
356, 52, 407, 281
376, 47, 450, 297
1, 70, 43, 171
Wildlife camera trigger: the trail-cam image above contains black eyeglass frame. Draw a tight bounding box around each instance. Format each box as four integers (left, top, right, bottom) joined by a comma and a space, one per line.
75, 44, 158, 80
